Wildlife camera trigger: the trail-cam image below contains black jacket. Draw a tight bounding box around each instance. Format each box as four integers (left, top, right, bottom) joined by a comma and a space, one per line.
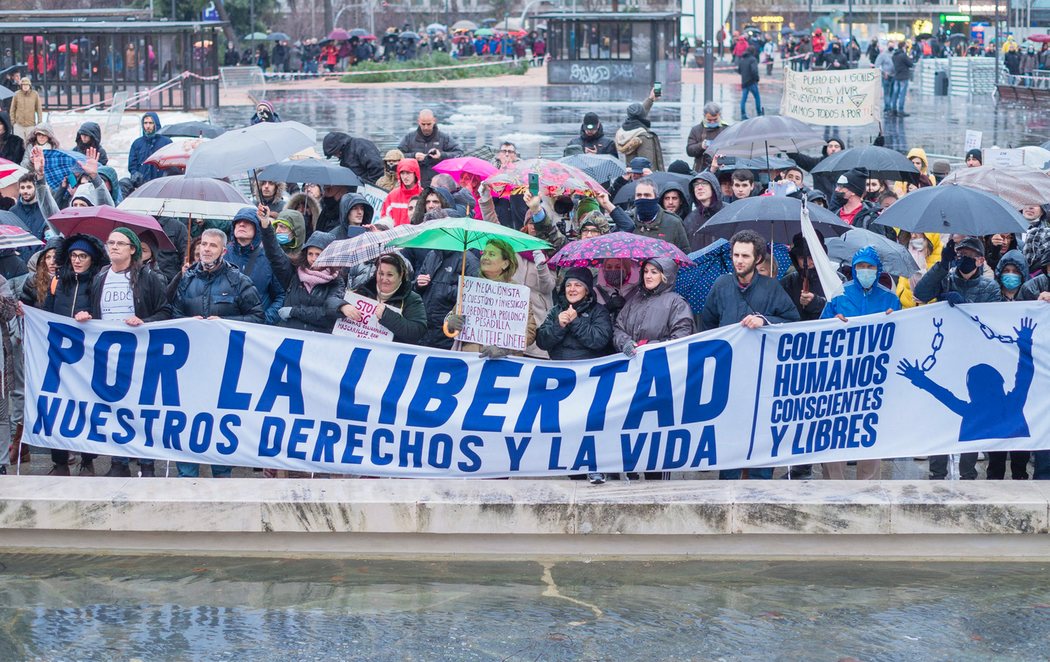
738, 52, 760, 87
892, 49, 914, 81
72, 121, 109, 165
43, 234, 109, 318
172, 260, 265, 322
566, 121, 617, 157
261, 225, 345, 333
0, 112, 25, 165
322, 131, 384, 184
155, 215, 189, 282
913, 261, 1002, 304
354, 253, 428, 345
536, 288, 613, 360
396, 125, 463, 187
88, 264, 172, 322
416, 249, 480, 349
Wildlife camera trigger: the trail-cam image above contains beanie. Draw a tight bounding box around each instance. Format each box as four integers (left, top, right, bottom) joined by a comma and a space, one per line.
66, 237, 101, 262
562, 267, 594, 293
575, 196, 600, 217
836, 167, 868, 196
965, 148, 983, 164
113, 227, 142, 261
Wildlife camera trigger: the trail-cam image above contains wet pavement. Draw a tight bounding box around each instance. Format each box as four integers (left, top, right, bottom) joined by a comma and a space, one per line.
2, 554, 1048, 661
208, 73, 1050, 164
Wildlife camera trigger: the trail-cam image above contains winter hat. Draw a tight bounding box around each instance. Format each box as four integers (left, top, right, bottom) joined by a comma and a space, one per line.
257, 100, 275, 115
66, 237, 101, 261
20, 76, 31, 85
383, 148, 404, 162
575, 196, 600, 217
628, 156, 652, 174
965, 148, 983, 164
667, 159, 694, 176
930, 160, 951, 177
825, 137, 845, 153
583, 112, 600, 130
957, 236, 985, 256
302, 231, 337, 252
626, 102, 647, 120
112, 227, 142, 261
836, 167, 868, 196
563, 267, 594, 293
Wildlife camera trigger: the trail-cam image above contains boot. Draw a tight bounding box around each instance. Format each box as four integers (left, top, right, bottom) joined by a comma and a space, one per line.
9, 423, 28, 466
48, 463, 71, 477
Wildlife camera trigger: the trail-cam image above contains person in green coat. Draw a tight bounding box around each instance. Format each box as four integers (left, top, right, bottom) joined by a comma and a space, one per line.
343, 252, 427, 345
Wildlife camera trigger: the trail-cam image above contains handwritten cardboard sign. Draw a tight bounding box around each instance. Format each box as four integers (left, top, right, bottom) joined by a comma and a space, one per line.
458, 276, 530, 351
332, 292, 400, 342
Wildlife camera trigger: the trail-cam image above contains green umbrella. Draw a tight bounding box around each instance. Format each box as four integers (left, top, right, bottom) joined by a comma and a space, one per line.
474, 28, 496, 37
243, 32, 270, 41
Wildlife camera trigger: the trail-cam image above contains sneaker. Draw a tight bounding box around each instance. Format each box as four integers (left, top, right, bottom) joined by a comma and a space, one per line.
48, 463, 71, 477
139, 466, 156, 478
78, 460, 95, 477
104, 463, 131, 478
587, 472, 607, 485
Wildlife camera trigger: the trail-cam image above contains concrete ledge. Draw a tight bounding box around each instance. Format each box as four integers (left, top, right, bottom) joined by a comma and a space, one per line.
1, 478, 1048, 560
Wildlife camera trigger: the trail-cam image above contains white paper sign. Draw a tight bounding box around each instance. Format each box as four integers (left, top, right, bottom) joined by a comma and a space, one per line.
964, 130, 982, 153
458, 276, 530, 351
983, 148, 1024, 167
332, 292, 399, 342
780, 68, 882, 126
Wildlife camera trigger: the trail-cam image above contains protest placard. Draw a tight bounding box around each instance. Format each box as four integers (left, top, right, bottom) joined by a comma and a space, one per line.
964, 130, 982, 153
332, 292, 399, 342
983, 148, 1024, 167
780, 68, 882, 126
458, 276, 530, 351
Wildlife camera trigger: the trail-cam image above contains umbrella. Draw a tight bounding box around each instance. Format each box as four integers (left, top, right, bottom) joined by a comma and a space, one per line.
327, 28, 350, 41
474, 28, 496, 37
1027, 34, 1050, 43
482, 18, 499, 25
184, 121, 317, 179
433, 156, 498, 183
483, 158, 606, 199
875, 184, 1029, 235
314, 223, 425, 269
826, 228, 920, 278
0, 220, 44, 251
613, 172, 693, 205
937, 165, 1050, 208
0, 158, 27, 188
675, 239, 792, 314
812, 146, 922, 183
49, 205, 176, 251
386, 217, 549, 254
347, 28, 368, 38
257, 159, 362, 186
143, 138, 207, 171
119, 175, 250, 220
42, 149, 86, 190
700, 196, 852, 243
557, 153, 626, 184
451, 20, 478, 31
1020, 146, 1050, 169
0, 87, 13, 102
426, 23, 447, 34
159, 121, 226, 139
243, 32, 270, 41
548, 233, 694, 268
716, 155, 797, 173
361, 34, 377, 41
267, 32, 290, 41
706, 116, 826, 161
399, 31, 420, 40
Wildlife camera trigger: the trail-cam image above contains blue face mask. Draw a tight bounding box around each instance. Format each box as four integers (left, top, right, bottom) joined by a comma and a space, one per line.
1001, 273, 1022, 291
855, 268, 878, 289
634, 197, 660, 221
276, 233, 292, 245
703, 121, 720, 129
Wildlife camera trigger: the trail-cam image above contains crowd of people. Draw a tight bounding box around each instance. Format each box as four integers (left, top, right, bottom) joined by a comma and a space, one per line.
0, 82, 1048, 483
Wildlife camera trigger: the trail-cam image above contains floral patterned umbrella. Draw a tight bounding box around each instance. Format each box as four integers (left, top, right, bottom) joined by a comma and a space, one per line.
483, 158, 607, 199
548, 233, 694, 268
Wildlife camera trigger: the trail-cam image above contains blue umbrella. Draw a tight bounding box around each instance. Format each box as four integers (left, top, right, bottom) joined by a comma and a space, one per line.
43, 149, 86, 190
675, 239, 791, 315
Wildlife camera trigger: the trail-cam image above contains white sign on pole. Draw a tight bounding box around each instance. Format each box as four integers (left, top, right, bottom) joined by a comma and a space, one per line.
983, 148, 1025, 167
458, 276, 530, 351
964, 130, 982, 153
780, 68, 882, 126
332, 292, 399, 342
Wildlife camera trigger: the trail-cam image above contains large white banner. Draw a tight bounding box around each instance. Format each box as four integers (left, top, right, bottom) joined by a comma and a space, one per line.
21, 303, 1050, 477
781, 68, 882, 126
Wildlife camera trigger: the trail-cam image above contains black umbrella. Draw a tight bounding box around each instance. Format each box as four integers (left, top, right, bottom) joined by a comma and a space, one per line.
874, 184, 1029, 235
811, 146, 920, 183
613, 172, 694, 205
257, 159, 363, 187
267, 32, 290, 41
718, 155, 797, 173
159, 121, 226, 139
699, 196, 851, 243
400, 31, 420, 40
349, 28, 368, 38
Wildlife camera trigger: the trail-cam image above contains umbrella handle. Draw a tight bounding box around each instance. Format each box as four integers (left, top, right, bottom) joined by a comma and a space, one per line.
443, 248, 469, 339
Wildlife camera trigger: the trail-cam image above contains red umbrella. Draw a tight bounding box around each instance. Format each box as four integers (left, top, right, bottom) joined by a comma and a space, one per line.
0, 158, 27, 188
1027, 34, 1050, 43
49, 205, 176, 251
483, 158, 607, 199
0, 220, 44, 251
143, 138, 206, 171
432, 156, 498, 183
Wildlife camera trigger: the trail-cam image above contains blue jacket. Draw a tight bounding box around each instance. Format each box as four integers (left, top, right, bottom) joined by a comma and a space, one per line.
821, 246, 902, 318
224, 207, 286, 324
127, 112, 173, 183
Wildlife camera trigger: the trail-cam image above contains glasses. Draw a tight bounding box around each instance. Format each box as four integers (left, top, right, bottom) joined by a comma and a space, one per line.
69, 252, 91, 261
106, 240, 132, 248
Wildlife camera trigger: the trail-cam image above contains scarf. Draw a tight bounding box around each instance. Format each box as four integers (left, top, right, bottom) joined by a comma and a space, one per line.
298, 266, 337, 294
622, 117, 651, 131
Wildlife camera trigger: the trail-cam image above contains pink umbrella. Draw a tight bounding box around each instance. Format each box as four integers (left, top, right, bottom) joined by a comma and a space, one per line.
0, 158, 27, 189
328, 28, 351, 41
49, 205, 177, 251
1027, 34, 1050, 43
432, 156, 498, 184
143, 139, 206, 172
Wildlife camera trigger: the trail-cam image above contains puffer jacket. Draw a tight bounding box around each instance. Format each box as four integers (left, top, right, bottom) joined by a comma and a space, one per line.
396, 124, 463, 186
682, 170, 723, 252
172, 260, 265, 322
127, 112, 173, 183
417, 249, 480, 349
820, 246, 901, 318
536, 282, 613, 360
261, 226, 345, 333
612, 258, 695, 351
379, 158, 422, 226
913, 258, 1003, 304
224, 208, 286, 323
0, 112, 25, 164
72, 121, 108, 165
322, 131, 384, 184
43, 234, 108, 318
354, 253, 428, 345
566, 120, 617, 157
700, 269, 801, 330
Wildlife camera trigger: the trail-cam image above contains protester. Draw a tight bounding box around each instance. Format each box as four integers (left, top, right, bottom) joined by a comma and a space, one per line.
342, 253, 427, 345
376, 148, 405, 191
272, 208, 307, 255
496, 141, 520, 169
380, 158, 423, 226
11, 150, 58, 242
781, 232, 833, 322
659, 181, 689, 221
686, 102, 728, 172
682, 171, 723, 252
286, 189, 322, 237
19, 124, 58, 170
874, 42, 896, 112
1020, 205, 1050, 268
253, 179, 286, 215
397, 109, 463, 187
8, 77, 42, 141
19, 238, 59, 308
738, 46, 763, 119
608, 156, 652, 201
833, 168, 896, 239
416, 245, 480, 350
629, 178, 690, 253
614, 91, 664, 170
72, 121, 108, 165
787, 137, 844, 197
567, 112, 617, 156
0, 112, 25, 165
728, 169, 756, 202
322, 131, 384, 184
0, 277, 18, 475
225, 207, 286, 325
965, 149, 983, 167
250, 100, 281, 124
127, 112, 172, 184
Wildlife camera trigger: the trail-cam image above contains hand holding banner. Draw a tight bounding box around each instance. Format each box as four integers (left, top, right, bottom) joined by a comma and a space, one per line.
333, 292, 400, 342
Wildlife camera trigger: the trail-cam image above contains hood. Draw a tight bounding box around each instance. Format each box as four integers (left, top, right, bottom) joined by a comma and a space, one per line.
823, 137, 845, 157
688, 170, 723, 208
140, 111, 162, 136
660, 180, 690, 219
252, 178, 286, 202
395, 158, 422, 193
383, 148, 404, 162
76, 121, 102, 146
55, 233, 108, 277
428, 186, 456, 209
556, 267, 597, 305
996, 248, 1029, 281
25, 123, 59, 149
97, 166, 121, 204
0, 112, 12, 136
302, 230, 337, 252
71, 183, 98, 206
322, 131, 351, 159
850, 246, 883, 291
906, 147, 928, 173
640, 257, 678, 295
230, 206, 263, 250
274, 209, 307, 248
287, 192, 321, 224
27, 236, 62, 272
577, 210, 611, 235
338, 192, 375, 229
363, 251, 415, 300
626, 102, 648, 121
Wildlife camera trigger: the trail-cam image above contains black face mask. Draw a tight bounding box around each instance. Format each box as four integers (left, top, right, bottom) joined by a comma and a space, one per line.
956, 256, 978, 277
831, 191, 848, 208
